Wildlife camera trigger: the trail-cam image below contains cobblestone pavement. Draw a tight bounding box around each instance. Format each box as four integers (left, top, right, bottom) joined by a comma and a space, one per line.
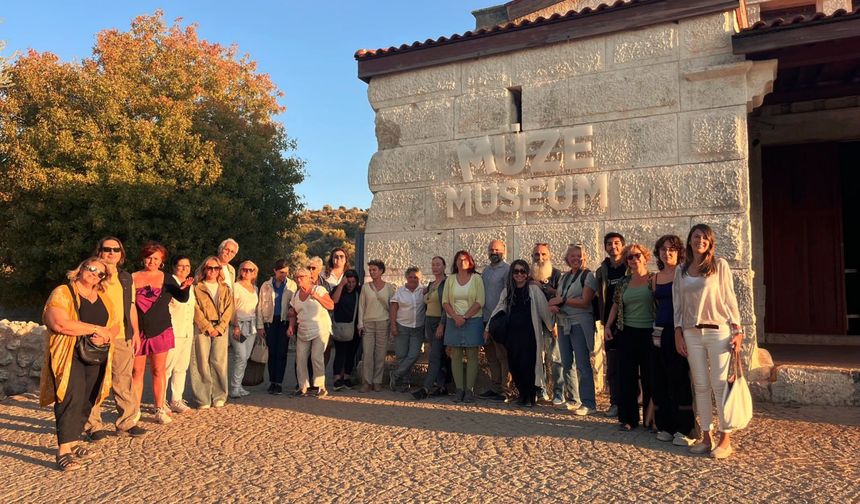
0, 389, 858, 503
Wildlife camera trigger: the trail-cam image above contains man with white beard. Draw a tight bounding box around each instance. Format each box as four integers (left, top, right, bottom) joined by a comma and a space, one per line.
531, 243, 575, 407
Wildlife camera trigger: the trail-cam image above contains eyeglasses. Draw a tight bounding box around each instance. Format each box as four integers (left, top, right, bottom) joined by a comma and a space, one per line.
83, 265, 107, 279
659, 247, 678, 253
308, 266, 318, 270
512, 269, 528, 275
99, 246, 122, 253
241, 268, 255, 272
205, 266, 220, 271
626, 253, 642, 261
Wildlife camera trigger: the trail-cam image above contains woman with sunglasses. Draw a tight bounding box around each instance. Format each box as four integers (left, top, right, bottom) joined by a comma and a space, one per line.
131, 242, 193, 424
165, 255, 196, 414
229, 260, 260, 398
486, 259, 552, 407
441, 250, 485, 403
40, 257, 119, 471
190, 256, 235, 408
673, 224, 743, 459
650, 235, 697, 446
604, 244, 654, 431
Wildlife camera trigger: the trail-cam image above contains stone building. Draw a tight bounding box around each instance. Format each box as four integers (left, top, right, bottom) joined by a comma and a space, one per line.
354, 0, 860, 361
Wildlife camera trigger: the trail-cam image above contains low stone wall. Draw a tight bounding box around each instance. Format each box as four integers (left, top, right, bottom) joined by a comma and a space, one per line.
0, 320, 47, 400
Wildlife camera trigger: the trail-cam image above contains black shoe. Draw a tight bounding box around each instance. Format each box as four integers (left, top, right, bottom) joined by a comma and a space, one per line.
294, 389, 308, 397
118, 425, 147, 438
429, 386, 448, 397
478, 390, 505, 402
274, 384, 283, 395
412, 388, 429, 400
87, 430, 110, 442
308, 386, 319, 393
267, 383, 276, 394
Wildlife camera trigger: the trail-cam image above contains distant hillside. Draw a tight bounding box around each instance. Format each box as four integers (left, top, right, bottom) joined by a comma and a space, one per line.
281, 205, 367, 270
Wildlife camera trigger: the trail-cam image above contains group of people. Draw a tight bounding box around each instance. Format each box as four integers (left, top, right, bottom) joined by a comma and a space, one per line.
39, 223, 746, 471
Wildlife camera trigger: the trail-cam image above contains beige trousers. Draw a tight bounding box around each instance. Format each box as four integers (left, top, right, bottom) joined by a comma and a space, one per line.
362, 320, 389, 385
296, 334, 329, 390
86, 336, 139, 432
189, 332, 229, 407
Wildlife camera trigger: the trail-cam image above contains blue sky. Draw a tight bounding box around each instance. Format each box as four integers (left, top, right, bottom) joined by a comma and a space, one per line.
1, 1, 492, 210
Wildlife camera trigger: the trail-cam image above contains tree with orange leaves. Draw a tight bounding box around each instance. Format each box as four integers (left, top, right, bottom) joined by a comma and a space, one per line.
0, 12, 304, 307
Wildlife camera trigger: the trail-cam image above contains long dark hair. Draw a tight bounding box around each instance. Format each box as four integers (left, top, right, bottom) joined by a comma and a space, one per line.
682, 224, 717, 277
503, 259, 531, 310
653, 234, 684, 271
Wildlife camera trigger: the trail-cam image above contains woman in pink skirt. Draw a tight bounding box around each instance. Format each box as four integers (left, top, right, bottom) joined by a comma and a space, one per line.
131, 242, 193, 424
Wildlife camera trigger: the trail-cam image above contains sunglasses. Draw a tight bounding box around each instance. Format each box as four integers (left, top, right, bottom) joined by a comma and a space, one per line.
308, 266, 318, 270
99, 246, 122, 253
626, 253, 642, 261
84, 265, 107, 279
512, 269, 528, 275
205, 266, 220, 271
240, 268, 256, 272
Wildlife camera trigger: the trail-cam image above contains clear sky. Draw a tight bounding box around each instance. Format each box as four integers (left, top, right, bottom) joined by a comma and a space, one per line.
1, 1, 493, 210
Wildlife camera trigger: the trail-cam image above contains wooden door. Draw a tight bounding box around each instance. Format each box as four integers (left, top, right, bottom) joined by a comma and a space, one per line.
762, 143, 847, 334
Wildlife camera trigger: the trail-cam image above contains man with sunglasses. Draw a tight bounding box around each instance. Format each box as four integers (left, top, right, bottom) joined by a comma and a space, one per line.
85, 236, 146, 440
595, 232, 626, 418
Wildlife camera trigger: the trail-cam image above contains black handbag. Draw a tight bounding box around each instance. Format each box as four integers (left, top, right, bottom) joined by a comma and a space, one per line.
68, 284, 110, 366
487, 309, 510, 345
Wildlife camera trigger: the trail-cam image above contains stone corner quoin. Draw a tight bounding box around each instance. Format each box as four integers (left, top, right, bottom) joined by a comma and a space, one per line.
361, 11, 776, 341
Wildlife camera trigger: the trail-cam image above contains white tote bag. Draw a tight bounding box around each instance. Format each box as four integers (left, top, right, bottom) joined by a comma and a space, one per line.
722, 351, 753, 430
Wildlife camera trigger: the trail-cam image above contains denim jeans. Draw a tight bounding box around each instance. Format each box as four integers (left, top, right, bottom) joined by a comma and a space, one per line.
558, 323, 596, 409
391, 324, 424, 385
542, 327, 569, 402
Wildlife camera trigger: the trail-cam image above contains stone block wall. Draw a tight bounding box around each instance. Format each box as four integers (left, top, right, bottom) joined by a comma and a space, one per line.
0, 320, 47, 399
362, 11, 777, 353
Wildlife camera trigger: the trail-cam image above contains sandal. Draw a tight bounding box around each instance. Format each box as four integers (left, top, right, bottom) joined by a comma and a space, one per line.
72, 445, 96, 460
56, 453, 81, 472
618, 423, 633, 432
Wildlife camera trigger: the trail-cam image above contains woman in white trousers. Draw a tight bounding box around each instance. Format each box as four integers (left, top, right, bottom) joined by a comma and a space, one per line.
289, 267, 335, 396
673, 224, 744, 459
165, 256, 196, 414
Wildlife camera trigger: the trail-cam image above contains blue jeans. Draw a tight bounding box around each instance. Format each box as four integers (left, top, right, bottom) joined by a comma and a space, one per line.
543, 328, 570, 402
423, 317, 449, 390
558, 323, 596, 409
391, 324, 424, 385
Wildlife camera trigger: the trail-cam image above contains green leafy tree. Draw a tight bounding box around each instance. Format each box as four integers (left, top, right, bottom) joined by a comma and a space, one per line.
281, 206, 367, 271
0, 12, 304, 307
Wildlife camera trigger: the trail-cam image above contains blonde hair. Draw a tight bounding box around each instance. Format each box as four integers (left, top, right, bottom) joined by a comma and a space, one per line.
67, 257, 111, 292
622, 243, 651, 274
195, 256, 226, 284
564, 244, 588, 269
238, 260, 259, 283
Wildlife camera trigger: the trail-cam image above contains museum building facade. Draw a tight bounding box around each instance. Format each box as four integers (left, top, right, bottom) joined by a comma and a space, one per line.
355, 0, 860, 348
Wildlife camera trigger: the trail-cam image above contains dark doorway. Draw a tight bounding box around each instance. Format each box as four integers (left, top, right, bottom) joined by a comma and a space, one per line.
761, 142, 858, 335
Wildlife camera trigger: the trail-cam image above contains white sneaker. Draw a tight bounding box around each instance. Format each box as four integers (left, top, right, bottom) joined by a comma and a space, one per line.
552, 398, 566, 408
238, 388, 251, 397
213, 400, 226, 408
155, 408, 173, 425
228, 390, 243, 399
574, 405, 592, 416
689, 440, 712, 455
673, 432, 696, 446
169, 400, 191, 414
656, 430, 674, 442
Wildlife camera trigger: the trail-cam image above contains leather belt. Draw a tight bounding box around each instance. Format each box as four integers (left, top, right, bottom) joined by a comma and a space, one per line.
695, 324, 719, 329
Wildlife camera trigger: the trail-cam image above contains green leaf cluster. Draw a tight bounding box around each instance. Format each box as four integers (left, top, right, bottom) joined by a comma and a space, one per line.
0, 12, 305, 307
281, 205, 367, 272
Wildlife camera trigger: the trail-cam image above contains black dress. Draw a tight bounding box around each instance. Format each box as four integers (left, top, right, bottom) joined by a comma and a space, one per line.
503, 285, 536, 405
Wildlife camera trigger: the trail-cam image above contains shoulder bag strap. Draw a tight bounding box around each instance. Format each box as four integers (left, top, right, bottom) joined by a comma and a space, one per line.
67, 284, 80, 317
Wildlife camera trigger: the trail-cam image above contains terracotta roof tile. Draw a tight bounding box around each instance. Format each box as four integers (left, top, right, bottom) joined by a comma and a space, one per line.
354, 0, 640, 60
744, 7, 860, 33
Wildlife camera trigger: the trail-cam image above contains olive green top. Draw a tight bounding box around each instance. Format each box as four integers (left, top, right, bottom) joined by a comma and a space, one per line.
621, 284, 654, 329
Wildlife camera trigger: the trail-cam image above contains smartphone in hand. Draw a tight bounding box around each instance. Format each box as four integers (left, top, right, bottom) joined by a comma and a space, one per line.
239, 334, 247, 343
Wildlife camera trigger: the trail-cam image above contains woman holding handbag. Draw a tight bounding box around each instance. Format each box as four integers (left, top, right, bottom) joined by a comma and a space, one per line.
229, 260, 260, 398
673, 224, 744, 459
331, 269, 361, 390
485, 259, 553, 407
40, 257, 119, 471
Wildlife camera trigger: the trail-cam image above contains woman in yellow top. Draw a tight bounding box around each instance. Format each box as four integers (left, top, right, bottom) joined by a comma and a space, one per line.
40, 257, 119, 471
441, 250, 485, 403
